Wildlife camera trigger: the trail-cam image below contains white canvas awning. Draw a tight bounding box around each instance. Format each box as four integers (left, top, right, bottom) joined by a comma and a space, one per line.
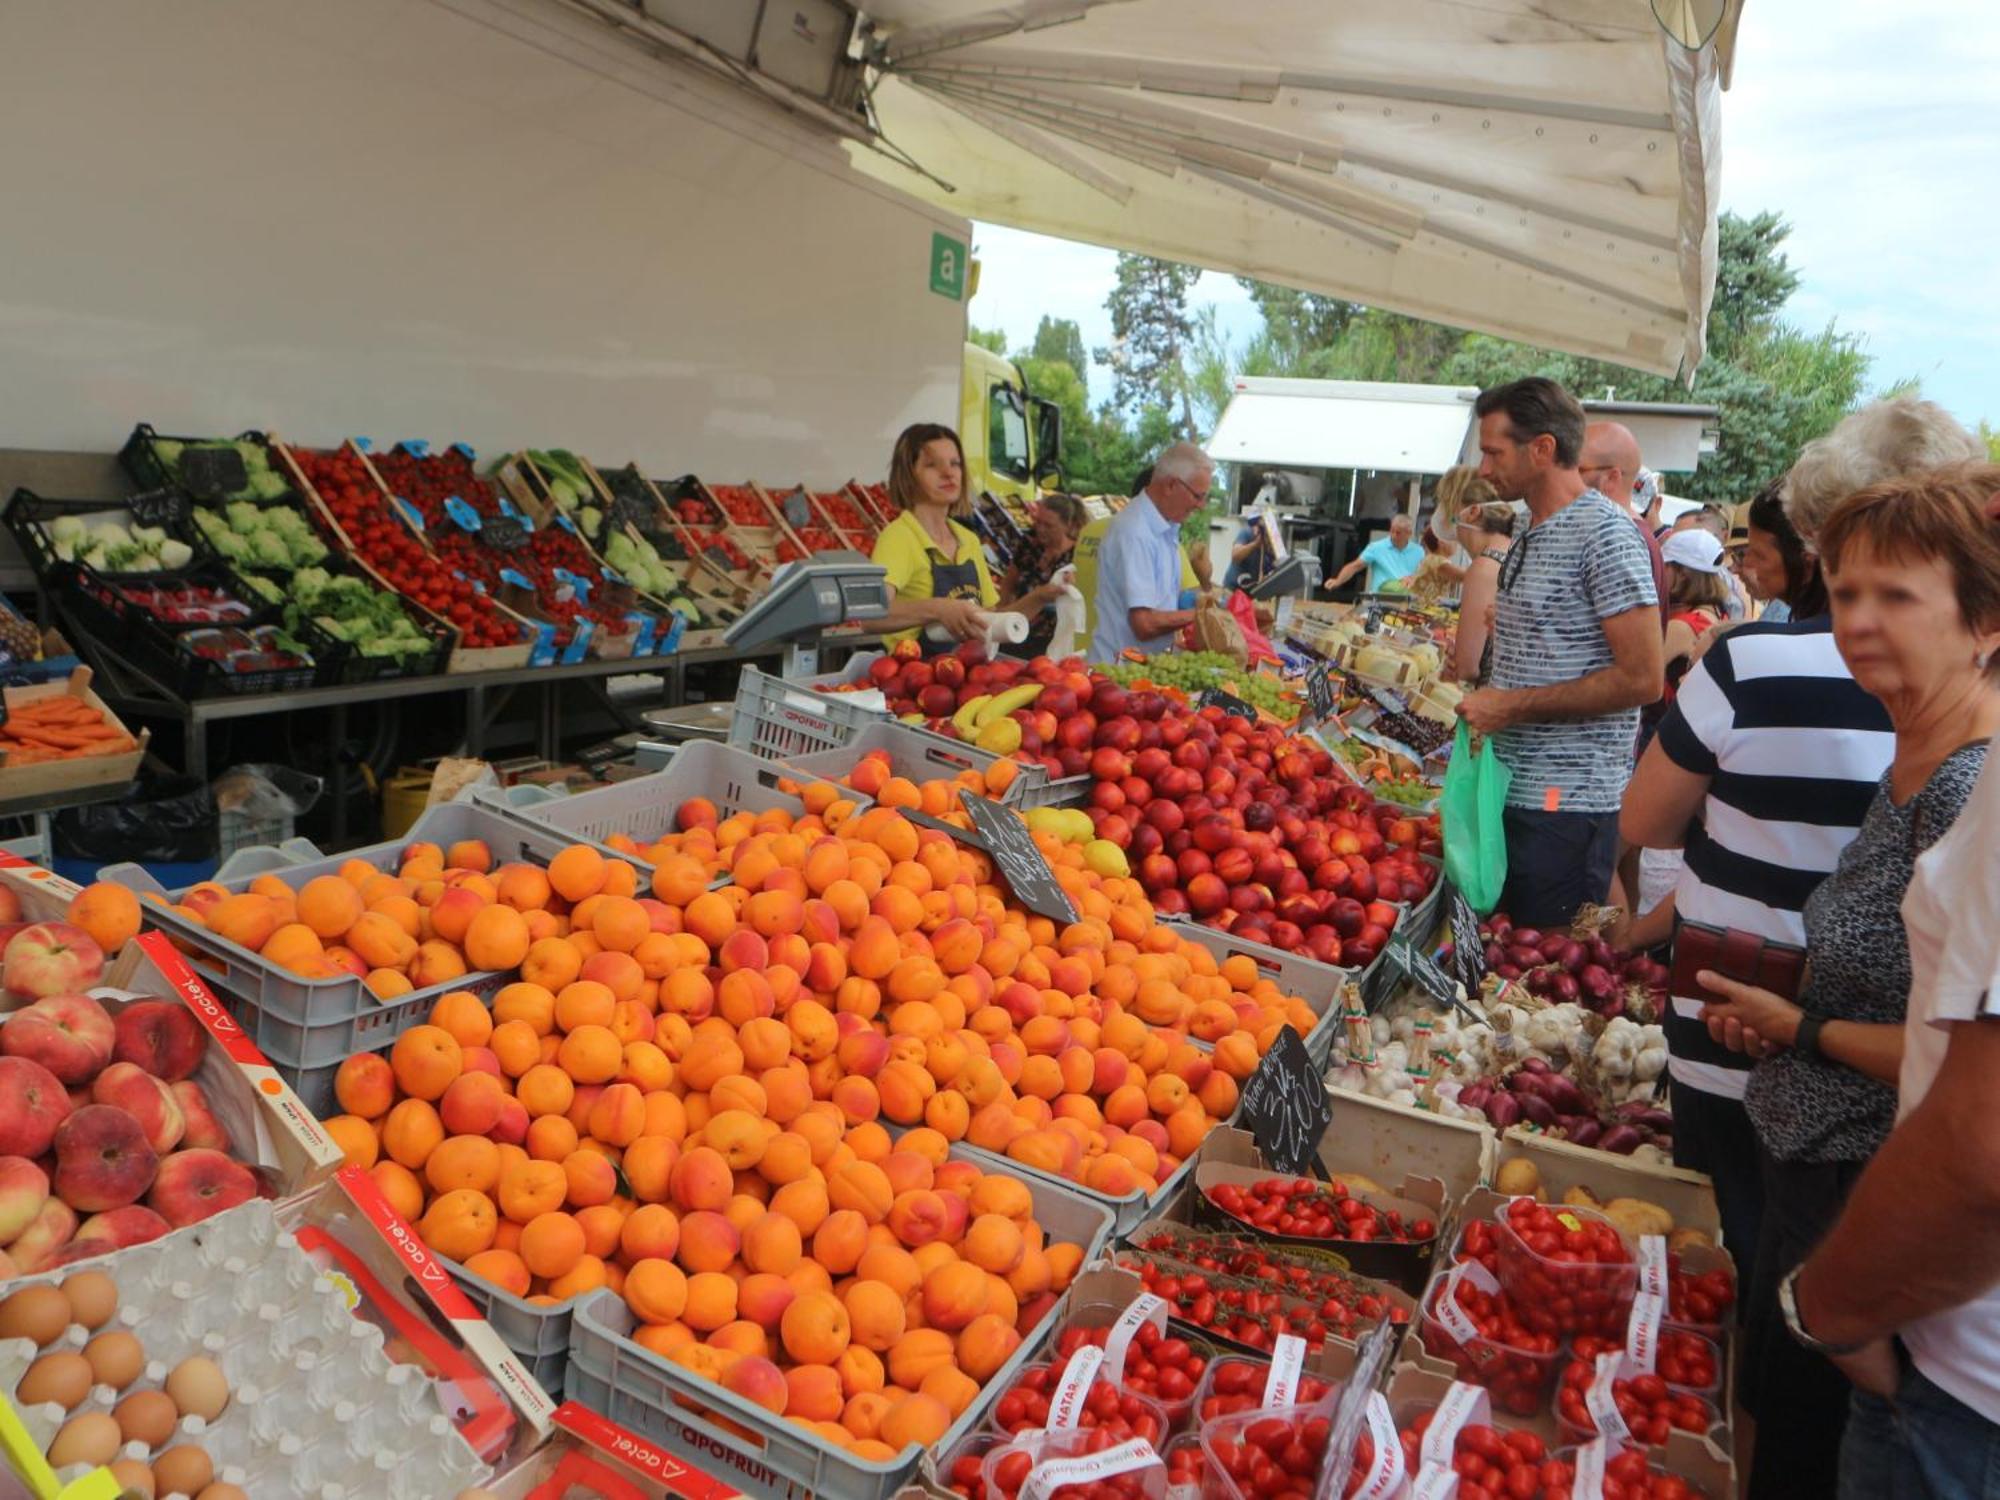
851, 0, 1741, 379
1208, 379, 1476, 473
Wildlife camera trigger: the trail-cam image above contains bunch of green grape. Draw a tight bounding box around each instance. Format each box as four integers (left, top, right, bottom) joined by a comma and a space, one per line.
1096, 652, 1297, 720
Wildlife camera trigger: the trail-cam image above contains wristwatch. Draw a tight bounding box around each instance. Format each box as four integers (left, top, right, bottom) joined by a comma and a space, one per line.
1779, 1264, 1868, 1355
1795, 1015, 1827, 1060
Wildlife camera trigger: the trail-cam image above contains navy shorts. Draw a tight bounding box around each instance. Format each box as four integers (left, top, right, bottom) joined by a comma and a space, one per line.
1497, 806, 1619, 927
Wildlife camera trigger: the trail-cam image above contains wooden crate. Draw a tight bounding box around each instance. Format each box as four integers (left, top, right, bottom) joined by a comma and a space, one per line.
0, 667, 148, 799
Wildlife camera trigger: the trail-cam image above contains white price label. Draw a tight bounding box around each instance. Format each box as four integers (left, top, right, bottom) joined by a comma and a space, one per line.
1103, 1295, 1169, 1382
1049, 1346, 1105, 1429
1638, 1236, 1669, 1301
1433, 1268, 1484, 1347
1625, 1291, 1664, 1375
1024, 1439, 1159, 1500
1459, 1254, 1499, 1294
1410, 1463, 1460, 1500
1585, 1352, 1631, 1445
1262, 1334, 1309, 1409
1350, 1393, 1406, 1500
1418, 1381, 1491, 1471
1573, 1438, 1609, 1500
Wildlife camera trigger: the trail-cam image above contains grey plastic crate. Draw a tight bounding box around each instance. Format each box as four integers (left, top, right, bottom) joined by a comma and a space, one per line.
442, 1252, 574, 1401
565, 1155, 1113, 1500
99, 804, 603, 1098
729, 657, 888, 761
786, 720, 1051, 805
1174, 923, 1355, 1068
478, 740, 860, 873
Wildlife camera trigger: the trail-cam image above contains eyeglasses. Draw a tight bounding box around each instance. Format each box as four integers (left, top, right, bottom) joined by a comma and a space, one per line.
1499, 530, 1534, 592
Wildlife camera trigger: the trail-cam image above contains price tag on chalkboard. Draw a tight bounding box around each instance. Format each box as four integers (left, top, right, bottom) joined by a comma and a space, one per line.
1237, 1025, 1332, 1179
1445, 886, 1488, 997
701, 546, 738, 573
960, 792, 1077, 925
782, 489, 813, 530
1197, 686, 1259, 721
127, 489, 189, 528
608, 479, 657, 534
179, 446, 249, 501
1388, 925, 1480, 1021
484, 513, 531, 551
1304, 662, 1336, 723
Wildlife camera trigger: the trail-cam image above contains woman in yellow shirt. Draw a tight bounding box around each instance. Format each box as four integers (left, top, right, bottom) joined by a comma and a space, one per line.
870, 424, 1060, 647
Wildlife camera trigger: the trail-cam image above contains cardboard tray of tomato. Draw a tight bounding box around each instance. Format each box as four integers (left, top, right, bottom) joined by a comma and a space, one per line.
272, 438, 541, 672
1108, 1243, 1414, 1363
653, 475, 763, 592
1124, 1218, 1413, 1324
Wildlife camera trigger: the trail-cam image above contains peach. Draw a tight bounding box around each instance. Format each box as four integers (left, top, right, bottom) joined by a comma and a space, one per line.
438, 1071, 506, 1136
624, 1258, 689, 1325
1, 994, 115, 1085
737, 1271, 797, 1330
7, 1197, 77, 1272
70, 1204, 171, 1260
0, 1155, 50, 1243
920, 1260, 989, 1332
811, 1209, 868, 1274
390, 1025, 463, 1102
146, 1148, 257, 1229
52, 1105, 156, 1212
109, 1001, 206, 1083
89, 1063, 185, 1156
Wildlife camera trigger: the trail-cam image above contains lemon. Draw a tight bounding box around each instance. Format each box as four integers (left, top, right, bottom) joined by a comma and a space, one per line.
1083, 839, 1130, 878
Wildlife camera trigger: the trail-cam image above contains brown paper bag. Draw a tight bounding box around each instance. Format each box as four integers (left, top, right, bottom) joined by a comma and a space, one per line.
1193, 594, 1249, 665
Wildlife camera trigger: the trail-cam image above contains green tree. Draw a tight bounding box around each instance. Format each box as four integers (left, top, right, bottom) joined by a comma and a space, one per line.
1029, 317, 1088, 383
1981, 421, 2000, 463
1706, 210, 1801, 357
1232, 280, 1358, 371
967, 325, 1009, 355
1098, 254, 1202, 438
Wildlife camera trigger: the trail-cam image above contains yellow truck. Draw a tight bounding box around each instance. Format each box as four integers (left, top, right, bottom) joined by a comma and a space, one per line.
960, 341, 1063, 505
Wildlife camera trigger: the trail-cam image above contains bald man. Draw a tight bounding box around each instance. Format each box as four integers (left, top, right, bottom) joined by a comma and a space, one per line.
1581, 422, 1666, 628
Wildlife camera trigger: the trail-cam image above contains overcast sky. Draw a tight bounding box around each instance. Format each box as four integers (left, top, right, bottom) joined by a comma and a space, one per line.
966, 0, 1997, 434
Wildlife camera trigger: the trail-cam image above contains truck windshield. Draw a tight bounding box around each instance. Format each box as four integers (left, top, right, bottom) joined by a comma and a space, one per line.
989, 385, 1031, 481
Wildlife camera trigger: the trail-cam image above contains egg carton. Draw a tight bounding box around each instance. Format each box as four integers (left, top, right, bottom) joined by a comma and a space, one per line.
1, 1198, 490, 1499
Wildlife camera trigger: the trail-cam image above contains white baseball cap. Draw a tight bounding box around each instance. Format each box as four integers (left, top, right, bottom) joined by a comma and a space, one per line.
1661, 528, 1725, 574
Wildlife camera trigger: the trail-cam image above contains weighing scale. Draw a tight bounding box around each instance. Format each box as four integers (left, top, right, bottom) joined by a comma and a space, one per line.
723, 553, 891, 679
1249, 550, 1325, 631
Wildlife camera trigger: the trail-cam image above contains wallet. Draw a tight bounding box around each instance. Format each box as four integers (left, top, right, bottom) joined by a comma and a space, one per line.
1669, 918, 1808, 1006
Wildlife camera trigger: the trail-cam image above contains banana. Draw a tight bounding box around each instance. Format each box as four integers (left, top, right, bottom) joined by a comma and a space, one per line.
951, 695, 993, 738
974, 683, 1044, 728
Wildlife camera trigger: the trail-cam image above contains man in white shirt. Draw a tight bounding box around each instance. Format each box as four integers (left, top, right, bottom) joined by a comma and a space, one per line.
1783, 745, 2000, 1496
1088, 443, 1211, 662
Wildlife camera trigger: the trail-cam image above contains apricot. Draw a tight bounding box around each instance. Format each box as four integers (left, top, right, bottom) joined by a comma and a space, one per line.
682, 1271, 739, 1332
334, 1052, 397, 1120
624, 1258, 689, 1325
517, 1064, 575, 1120
827, 1161, 894, 1224
742, 1211, 803, 1275
737, 1272, 797, 1331
563, 1150, 617, 1209
557, 1024, 622, 1085
323, 1114, 378, 1170
370, 1160, 424, 1221
420, 1188, 498, 1262
780, 1290, 851, 1365
921, 1364, 981, 1420
812, 1209, 869, 1274
426, 1134, 501, 1196
770, 1179, 830, 1239
961, 1214, 1025, 1275
586, 1083, 646, 1148
841, 1279, 907, 1353
297, 876, 365, 940
669, 1146, 733, 1213
886, 1327, 956, 1390
621, 1136, 677, 1205
380, 1098, 444, 1171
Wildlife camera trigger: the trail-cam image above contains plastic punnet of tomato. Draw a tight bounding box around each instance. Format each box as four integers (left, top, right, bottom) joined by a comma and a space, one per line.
1161, 1433, 1207, 1500
1663, 1253, 1736, 1339
1554, 1353, 1719, 1452
994, 1355, 1171, 1444
1384, 1401, 1565, 1500
1419, 1266, 1564, 1417
941, 1431, 1012, 1500
1131, 1229, 1409, 1337
1053, 1314, 1213, 1432
1198, 1405, 1338, 1500
1204, 1177, 1437, 1246
1494, 1198, 1638, 1339
980, 1428, 1168, 1500
1192, 1354, 1339, 1424
1547, 1441, 1714, 1499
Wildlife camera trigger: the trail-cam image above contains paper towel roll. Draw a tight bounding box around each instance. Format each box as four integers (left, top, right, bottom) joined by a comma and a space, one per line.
984, 611, 1031, 649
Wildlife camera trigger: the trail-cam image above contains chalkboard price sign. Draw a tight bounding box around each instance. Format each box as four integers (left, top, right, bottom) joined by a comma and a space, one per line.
1445, 886, 1488, 996
960, 792, 1078, 925
127, 489, 189, 528
1304, 663, 1337, 723
483, 513, 531, 551
1237, 1025, 1332, 1179
179, 447, 249, 501
1196, 686, 1259, 721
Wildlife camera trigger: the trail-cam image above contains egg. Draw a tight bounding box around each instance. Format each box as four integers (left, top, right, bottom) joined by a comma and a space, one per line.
60, 1271, 118, 1331
196, 1486, 247, 1500
18, 1351, 93, 1412
151, 1445, 214, 1497
116, 1389, 181, 1450
46, 1411, 122, 1470
0, 1285, 73, 1347
164, 1356, 229, 1422
109, 1458, 156, 1499
84, 1329, 147, 1391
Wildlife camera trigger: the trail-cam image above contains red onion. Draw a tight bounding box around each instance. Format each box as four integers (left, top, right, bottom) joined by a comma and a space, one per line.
1601, 993, 1626, 1020
1495, 964, 1522, 980
1588, 938, 1619, 970
1517, 1057, 1552, 1075
1597, 1125, 1643, 1155
1549, 971, 1581, 1004
1554, 939, 1587, 972
1538, 933, 1571, 962
1484, 942, 1506, 969
1459, 1082, 1494, 1111
1506, 944, 1543, 970
1524, 968, 1553, 997
1512, 928, 1543, 949
1579, 964, 1618, 1005
1484, 1094, 1522, 1129
1541, 1076, 1589, 1115
1516, 1094, 1556, 1127
1564, 1119, 1603, 1148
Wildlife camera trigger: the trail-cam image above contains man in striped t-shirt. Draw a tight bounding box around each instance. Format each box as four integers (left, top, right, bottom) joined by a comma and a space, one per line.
1621, 616, 1894, 1287
1460, 380, 1664, 927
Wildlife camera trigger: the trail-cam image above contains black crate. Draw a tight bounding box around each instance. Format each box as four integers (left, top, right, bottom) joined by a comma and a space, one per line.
4, 489, 216, 585
118, 424, 306, 507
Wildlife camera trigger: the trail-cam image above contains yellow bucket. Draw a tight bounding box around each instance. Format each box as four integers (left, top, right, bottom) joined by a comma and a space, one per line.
381, 766, 434, 840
